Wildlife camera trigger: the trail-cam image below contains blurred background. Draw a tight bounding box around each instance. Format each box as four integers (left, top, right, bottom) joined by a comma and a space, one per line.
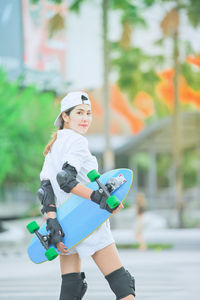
0, 0, 200, 253
0, 1, 200, 299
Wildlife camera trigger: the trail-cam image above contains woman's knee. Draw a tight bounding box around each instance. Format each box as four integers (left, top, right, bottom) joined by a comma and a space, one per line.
59, 272, 87, 300
105, 267, 135, 299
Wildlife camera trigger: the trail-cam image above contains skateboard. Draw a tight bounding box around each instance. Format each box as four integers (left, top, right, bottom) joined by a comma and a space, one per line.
27, 168, 133, 264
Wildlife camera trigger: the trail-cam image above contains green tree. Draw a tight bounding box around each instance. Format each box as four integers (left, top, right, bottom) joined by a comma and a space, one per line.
0, 69, 57, 192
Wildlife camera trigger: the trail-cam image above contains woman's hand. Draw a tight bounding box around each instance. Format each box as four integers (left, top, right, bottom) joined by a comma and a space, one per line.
46, 218, 65, 247
112, 203, 124, 215
56, 242, 68, 254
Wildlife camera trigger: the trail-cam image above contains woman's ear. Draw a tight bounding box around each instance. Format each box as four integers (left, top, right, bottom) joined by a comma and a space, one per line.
61, 112, 69, 123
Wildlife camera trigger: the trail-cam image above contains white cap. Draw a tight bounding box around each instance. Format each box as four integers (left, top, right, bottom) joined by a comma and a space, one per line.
54, 91, 91, 127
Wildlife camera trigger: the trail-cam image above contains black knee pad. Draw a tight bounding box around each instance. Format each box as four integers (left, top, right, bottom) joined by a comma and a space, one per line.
59, 272, 87, 300
105, 267, 135, 299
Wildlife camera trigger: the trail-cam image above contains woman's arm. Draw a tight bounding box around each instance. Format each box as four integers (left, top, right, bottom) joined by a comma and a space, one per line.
37, 179, 67, 253
71, 183, 92, 199
71, 183, 124, 215
41, 178, 57, 219
56, 162, 123, 214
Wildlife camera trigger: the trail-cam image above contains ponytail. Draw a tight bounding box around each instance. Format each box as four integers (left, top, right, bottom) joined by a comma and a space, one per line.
43, 131, 58, 156
43, 107, 74, 156
43, 119, 64, 156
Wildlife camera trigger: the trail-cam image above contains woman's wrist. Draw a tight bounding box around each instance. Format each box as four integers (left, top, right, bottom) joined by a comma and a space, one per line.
47, 205, 57, 219
47, 211, 57, 219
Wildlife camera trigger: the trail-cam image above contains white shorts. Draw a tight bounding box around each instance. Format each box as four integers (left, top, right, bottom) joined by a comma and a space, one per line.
61, 220, 115, 258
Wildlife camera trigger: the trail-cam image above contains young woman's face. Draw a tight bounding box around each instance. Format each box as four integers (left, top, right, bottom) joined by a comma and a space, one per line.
62, 104, 92, 134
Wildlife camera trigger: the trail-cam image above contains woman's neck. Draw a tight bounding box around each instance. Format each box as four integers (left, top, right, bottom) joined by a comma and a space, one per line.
63, 123, 70, 129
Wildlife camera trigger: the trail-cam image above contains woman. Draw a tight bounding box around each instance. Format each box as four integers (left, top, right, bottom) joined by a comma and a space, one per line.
38, 91, 135, 300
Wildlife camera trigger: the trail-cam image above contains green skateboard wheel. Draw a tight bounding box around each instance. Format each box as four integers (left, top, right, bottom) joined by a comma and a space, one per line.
87, 169, 100, 182
45, 248, 58, 261
26, 221, 40, 234
106, 195, 120, 209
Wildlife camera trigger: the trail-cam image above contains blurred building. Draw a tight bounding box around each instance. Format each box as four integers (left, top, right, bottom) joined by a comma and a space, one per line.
0, 0, 24, 80
0, 0, 68, 93
115, 111, 200, 207
22, 0, 68, 92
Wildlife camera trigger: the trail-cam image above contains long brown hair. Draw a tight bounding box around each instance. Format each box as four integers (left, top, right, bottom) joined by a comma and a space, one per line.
43, 107, 74, 156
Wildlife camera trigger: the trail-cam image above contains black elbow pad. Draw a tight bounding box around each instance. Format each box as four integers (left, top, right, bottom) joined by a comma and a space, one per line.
37, 180, 56, 214
56, 162, 79, 193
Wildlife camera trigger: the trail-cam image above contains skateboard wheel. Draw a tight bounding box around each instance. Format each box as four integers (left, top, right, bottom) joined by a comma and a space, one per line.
87, 169, 100, 182
45, 248, 58, 261
106, 195, 120, 209
26, 221, 40, 234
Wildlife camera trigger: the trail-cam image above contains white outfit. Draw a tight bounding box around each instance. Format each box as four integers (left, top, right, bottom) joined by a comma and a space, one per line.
40, 129, 114, 258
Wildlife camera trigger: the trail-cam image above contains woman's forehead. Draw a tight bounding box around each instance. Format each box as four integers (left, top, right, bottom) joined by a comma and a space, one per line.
74, 104, 91, 111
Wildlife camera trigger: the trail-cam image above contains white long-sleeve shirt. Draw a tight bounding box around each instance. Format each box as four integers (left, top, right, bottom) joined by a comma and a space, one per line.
40, 129, 98, 207
39, 129, 114, 258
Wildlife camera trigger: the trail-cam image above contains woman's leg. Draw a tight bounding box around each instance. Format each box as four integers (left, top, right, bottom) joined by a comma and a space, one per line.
92, 243, 122, 275
59, 254, 87, 300
92, 243, 135, 300
60, 253, 81, 274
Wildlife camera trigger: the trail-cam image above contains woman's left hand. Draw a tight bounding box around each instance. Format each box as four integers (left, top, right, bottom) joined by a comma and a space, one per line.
112, 203, 124, 215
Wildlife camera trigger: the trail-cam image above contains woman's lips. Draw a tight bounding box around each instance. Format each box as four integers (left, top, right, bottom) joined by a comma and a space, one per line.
79, 124, 88, 128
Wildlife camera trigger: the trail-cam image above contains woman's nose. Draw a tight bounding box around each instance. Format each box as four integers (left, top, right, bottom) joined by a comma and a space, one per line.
82, 114, 88, 121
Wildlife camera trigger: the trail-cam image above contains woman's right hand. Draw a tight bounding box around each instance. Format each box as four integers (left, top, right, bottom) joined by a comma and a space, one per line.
56, 242, 68, 254
46, 217, 65, 247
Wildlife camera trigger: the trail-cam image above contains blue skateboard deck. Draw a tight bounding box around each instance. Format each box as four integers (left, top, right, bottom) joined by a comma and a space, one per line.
27, 168, 133, 264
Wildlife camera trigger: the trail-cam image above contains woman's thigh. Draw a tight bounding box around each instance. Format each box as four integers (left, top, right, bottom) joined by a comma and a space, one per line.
59, 254, 81, 275
92, 243, 123, 276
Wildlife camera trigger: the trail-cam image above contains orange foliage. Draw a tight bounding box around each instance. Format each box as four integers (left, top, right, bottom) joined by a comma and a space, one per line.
110, 85, 144, 134
159, 68, 174, 81
187, 56, 200, 68
156, 69, 174, 109
179, 78, 200, 107
156, 69, 200, 109
133, 91, 155, 118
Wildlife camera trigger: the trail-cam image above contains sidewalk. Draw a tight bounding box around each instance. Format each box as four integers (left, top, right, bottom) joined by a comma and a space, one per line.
113, 228, 200, 250
1, 248, 200, 300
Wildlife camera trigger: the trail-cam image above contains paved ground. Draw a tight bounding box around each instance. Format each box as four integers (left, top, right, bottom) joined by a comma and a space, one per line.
0, 245, 200, 300
0, 219, 200, 299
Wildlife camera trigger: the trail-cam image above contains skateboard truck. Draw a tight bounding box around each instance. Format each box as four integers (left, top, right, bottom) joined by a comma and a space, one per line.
34, 232, 50, 251
26, 221, 58, 261
87, 170, 126, 210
